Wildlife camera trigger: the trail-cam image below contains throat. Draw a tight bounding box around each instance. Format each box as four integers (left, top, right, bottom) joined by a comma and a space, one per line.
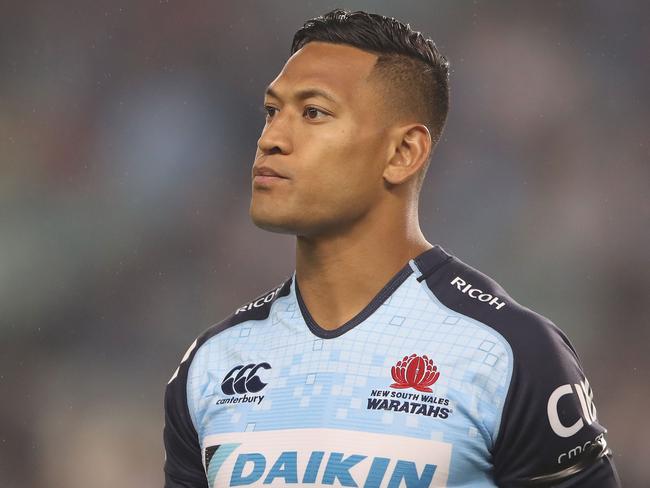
293, 235, 433, 336
294, 262, 414, 337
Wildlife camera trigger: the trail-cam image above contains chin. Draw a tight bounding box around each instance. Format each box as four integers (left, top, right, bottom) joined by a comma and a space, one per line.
249, 201, 341, 237
249, 207, 299, 235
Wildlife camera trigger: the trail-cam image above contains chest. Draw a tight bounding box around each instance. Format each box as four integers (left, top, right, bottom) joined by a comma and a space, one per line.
188, 321, 510, 487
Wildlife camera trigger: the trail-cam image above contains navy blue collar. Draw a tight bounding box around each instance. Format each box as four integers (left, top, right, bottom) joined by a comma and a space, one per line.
294, 245, 452, 339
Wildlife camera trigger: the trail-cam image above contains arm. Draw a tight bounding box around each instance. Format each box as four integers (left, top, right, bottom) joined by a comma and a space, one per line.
163, 340, 207, 488
413, 251, 621, 487
492, 321, 620, 487
162, 280, 291, 487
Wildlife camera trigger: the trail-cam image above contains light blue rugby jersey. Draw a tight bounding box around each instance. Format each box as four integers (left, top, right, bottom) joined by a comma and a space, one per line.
164, 245, 618, 488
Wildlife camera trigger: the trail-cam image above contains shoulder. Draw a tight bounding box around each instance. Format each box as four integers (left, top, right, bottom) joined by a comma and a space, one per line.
201, 278, 290, 342
173, 276, 293, 379
415, 247, 578, 365
164, 275, 292, 427
415, 247, 618, 485
162, 276, 292, 484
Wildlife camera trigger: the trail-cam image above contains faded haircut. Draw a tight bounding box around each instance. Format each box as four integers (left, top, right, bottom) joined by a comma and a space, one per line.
291, 8, 450, 190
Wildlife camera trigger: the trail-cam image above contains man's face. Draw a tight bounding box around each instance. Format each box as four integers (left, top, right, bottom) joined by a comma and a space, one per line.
249, 42, 391, 237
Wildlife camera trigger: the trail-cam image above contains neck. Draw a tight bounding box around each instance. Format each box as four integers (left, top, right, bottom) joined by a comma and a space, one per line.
294, 199, 432, 331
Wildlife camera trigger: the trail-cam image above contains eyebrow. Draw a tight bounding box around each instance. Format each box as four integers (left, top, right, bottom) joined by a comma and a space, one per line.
265, 86, 340, 105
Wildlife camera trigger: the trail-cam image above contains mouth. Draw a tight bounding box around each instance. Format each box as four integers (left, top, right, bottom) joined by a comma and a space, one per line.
253, 174, 288, 188
252, 162, 290, 189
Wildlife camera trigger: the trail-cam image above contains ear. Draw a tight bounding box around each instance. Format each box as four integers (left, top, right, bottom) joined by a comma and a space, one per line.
383, 124, 432, 186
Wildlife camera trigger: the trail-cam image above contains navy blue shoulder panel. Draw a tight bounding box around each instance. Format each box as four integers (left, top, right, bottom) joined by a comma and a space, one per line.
163, 277, 292, 487
415, 245, 619, 487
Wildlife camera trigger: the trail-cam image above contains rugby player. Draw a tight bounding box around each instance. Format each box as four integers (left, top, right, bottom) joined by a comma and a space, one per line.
164, 9, 620, 487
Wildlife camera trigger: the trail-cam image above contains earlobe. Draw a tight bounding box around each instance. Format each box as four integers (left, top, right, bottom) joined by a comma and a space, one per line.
383, 143, 410, 185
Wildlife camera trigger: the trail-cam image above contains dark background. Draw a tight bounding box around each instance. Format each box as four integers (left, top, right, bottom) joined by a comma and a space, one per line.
1, 1, 648, 486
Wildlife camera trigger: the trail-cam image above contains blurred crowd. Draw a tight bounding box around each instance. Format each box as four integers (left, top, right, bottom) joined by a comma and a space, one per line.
1, 1, 648, 486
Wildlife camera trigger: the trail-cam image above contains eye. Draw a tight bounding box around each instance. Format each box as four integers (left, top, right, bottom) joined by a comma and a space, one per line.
303, 106, 329, 120
262, 105, 277, 119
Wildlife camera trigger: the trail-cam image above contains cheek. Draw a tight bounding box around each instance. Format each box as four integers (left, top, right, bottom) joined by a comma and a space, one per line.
298, 159, 379, 213
293, 125, 384, 205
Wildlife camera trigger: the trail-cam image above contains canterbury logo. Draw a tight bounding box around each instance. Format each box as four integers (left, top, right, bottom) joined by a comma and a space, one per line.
221, 363, 272, 395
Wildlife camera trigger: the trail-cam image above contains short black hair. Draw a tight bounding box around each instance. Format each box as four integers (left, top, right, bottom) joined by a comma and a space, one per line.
292, 8, 450, 190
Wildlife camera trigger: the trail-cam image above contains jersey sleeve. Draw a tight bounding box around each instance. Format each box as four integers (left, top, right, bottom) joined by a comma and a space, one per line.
415, 252, 621, 487
490, 313, 620, 487
162, 278, 292, 487
163, 339, 208, 488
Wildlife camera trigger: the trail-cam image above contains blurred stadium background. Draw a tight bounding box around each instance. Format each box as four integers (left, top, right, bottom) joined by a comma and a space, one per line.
1, 1, 648, 486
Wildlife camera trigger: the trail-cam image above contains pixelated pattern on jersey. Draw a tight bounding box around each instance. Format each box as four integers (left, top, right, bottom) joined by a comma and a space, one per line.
186, 262, 513, 486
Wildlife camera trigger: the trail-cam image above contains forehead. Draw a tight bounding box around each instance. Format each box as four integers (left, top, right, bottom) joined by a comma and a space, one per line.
266, 42, 379, 103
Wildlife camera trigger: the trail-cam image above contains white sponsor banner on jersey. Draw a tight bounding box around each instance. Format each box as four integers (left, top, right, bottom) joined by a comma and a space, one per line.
202, 428, 451, 487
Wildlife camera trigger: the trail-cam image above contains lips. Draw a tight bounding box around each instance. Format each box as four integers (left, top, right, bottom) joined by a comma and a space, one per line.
252, 165, 289, 189
253, 165, 286, 179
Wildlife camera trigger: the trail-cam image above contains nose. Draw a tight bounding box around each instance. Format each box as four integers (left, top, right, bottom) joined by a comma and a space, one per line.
257, 113, 293, 156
